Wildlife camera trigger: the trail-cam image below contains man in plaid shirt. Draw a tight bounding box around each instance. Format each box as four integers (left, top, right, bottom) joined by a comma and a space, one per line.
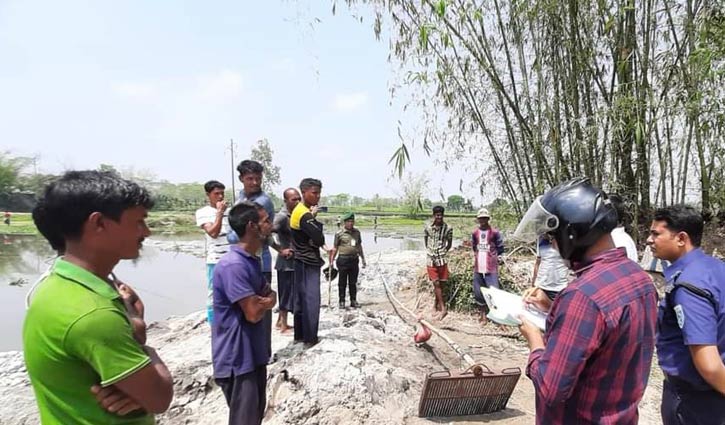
424, 205, 453, 320
514, 178, 658, 424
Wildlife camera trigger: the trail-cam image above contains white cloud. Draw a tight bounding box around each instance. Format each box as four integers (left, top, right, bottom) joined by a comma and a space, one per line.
110, 69, 243, 104
111, 82, 158, 101
196, 69, 243, 101
271, 57, 296, 74
317, 143, 346, 160
107, 69, 246, 145
333, 92, 368, 111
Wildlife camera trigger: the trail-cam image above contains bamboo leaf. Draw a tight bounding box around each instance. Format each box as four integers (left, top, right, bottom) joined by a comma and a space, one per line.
436, 0, 446, 18
419, 25, 429, 50
604, 14, 615, 35
388, 142, 411, 179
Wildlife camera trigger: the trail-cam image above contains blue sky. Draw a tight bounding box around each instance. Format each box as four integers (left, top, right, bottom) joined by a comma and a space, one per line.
0, 0, 475, 201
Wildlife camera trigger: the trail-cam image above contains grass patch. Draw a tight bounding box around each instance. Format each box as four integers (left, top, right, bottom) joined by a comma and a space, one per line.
419, 247, 531, 314
0, 210, 512, 238
0, 213, 37, 235
315, 213, 486, 239
0, 211, 201, 236
146, 211, 198, 234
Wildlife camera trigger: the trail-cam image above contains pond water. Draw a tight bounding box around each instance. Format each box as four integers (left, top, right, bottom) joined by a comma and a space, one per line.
0, 231, 424, 351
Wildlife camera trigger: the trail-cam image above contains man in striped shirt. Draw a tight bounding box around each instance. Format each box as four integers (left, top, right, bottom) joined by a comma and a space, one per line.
424, 206, 453, 320
514, 178, 658, 424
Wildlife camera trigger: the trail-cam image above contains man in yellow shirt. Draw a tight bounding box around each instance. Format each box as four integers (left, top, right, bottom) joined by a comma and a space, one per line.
290, 178, 325, 346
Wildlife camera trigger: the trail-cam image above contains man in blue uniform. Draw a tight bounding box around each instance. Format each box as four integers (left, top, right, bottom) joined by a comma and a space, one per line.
647, 204, 725, 425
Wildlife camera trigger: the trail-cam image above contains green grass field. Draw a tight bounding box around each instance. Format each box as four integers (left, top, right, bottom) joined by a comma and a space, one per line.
0, 212, 202, 236
0, 210, 512, 239
0, 212, 36, 235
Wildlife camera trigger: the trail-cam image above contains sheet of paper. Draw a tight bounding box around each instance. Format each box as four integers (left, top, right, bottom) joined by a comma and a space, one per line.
480, 287, 547, 331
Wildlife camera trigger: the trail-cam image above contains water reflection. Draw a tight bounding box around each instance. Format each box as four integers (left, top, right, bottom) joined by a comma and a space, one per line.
0, 236, 207, 351
0, 235, 55, 281
0, 231, 424, 351
325, 230, 424, 253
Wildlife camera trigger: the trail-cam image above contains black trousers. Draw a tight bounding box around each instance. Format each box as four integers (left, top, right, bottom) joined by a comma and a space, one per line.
337, 255, 359, 303
215, 366, 267, 425
276, 270, 294, 312
662, 378, 725, 425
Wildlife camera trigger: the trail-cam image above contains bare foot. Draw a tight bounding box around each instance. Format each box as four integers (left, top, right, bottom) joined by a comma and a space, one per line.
438, 310, 448, 321
279, 324, 294, 334
275, 321, 282, 330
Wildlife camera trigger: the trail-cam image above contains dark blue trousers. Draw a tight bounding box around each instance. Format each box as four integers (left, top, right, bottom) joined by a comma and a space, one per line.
293, 260, 321, 344
277, 270, 295, 312
215, 366, 267, 425
662, 378, 725, 425
472, 272, 500, 307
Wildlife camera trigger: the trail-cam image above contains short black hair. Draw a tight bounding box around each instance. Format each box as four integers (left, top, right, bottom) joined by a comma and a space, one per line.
228, 201, 263, 238
236, 160, 264, 176
204, 180, 225, 194
299, 178, 322, 192
32, 170, 154, 252
653, 204, 703, 246
432, 205, 445, 215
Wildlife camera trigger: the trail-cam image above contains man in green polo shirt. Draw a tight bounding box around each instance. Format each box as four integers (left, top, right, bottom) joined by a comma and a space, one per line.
23, 170, 174, 424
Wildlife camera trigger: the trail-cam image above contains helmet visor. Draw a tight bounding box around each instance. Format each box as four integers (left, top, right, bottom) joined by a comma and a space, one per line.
513, 196, 559, 241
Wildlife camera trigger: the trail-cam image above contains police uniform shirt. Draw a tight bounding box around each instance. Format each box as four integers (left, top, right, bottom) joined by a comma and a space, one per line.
334, 228, 362, 257
657, 248, 725, 390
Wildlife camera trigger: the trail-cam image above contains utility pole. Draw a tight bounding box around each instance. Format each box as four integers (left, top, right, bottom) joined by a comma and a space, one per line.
229, 139, 236, 203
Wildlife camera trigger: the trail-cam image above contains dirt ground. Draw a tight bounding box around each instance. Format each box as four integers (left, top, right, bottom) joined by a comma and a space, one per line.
0, 244, 677, 424
368, 270, 665, 424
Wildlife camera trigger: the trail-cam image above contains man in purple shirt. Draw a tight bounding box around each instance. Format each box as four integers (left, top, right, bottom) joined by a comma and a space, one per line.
212, 201, 276, 425
514, 178, 658, 425
471, 207, 504, 324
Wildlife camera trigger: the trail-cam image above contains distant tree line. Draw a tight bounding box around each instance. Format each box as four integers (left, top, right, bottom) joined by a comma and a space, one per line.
0, 153, 483, 215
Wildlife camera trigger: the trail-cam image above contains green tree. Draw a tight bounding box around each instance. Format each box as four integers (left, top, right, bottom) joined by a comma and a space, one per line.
329, 193, 350, 207
446, 194, 465, 211
251, 139, 281, 193
16, 173, 56, 196
400, 173, 429, 217
371, 193, 382, 211
0, 153, 31, 195
98, 164, 119, 174
339, 0, 725, 215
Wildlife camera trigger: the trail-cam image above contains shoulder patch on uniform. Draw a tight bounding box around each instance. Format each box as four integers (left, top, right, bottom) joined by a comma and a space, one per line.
674, 304, 685, 329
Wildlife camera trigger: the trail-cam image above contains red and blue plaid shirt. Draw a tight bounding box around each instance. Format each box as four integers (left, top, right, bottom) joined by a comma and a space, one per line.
526, 247, 658, 424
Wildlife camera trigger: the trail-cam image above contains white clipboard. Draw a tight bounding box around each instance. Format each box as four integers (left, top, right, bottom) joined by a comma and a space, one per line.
480, 286, 547, 331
